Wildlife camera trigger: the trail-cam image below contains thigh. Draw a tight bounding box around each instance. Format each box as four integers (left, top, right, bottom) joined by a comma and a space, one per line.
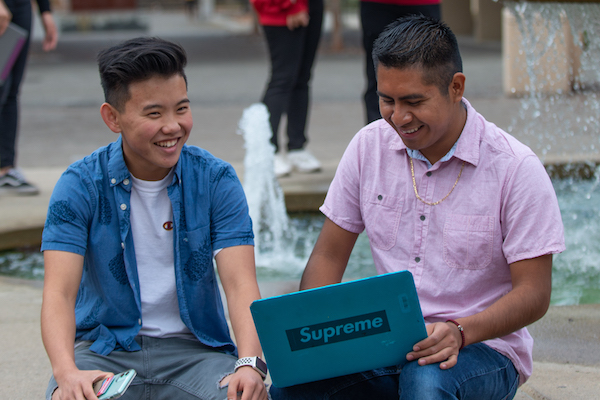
46, 337, 240, 400
263, 25, 306, 86
398, 343, 519, 400
140, 336, 238, 400
45, 341, 146, 400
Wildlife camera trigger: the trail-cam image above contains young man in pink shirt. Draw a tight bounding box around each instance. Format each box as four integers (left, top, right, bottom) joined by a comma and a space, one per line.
270, 15, 565, 400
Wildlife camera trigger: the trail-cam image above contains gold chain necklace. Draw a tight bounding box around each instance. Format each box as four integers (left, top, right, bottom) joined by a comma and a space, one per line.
410, 158, 465, 206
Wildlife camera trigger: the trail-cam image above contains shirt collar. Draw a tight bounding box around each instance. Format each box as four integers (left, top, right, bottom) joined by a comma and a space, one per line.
107, 136, 131, 187
389, 98, 481, 168
107, 135, 182, 187
407, 140, 459, 169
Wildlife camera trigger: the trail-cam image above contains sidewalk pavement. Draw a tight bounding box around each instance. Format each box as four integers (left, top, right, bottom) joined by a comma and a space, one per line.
1, 9, 599, 399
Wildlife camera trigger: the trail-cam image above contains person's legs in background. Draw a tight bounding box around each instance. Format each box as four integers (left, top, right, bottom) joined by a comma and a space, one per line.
262, 24, 307, 177
0, 0, 38, 196
360, 2, 440, 124
285, 0, 323, 174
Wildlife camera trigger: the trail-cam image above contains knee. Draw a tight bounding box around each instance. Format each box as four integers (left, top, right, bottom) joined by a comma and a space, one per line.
399, 362, 457, 400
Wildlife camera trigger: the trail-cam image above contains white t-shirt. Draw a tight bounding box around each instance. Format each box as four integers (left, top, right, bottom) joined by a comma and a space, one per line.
130, 170, 195, 339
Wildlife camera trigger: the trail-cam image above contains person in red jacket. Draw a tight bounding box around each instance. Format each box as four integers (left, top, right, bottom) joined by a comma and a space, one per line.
361, 0, 441, 124
251, 0, 323, 177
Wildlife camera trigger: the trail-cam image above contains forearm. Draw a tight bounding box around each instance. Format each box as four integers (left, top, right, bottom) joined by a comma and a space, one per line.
40, 10, 57, 51
41, 291, 79, 378
456, 255, 552, 347
300, 252, 346, 290
216, 246, 263, 358
458, 282, 550, 347
224, 268, 263, 358
300, 218, 358, 290
407, 255, 552, 369
41, 250, 85, 378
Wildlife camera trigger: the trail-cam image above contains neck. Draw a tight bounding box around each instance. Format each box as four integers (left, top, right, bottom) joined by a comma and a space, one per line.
422, 101, 467, 165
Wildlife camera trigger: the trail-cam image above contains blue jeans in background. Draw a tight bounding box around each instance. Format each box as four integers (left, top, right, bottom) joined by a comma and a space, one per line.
269, 343, 519, 400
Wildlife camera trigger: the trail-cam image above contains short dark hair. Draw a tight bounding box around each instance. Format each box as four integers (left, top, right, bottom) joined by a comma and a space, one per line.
98, 37, 188, 111
372, 15, 463, 95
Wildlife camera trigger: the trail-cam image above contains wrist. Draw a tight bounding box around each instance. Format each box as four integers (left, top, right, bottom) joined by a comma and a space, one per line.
52, 365, 78, 384
446, 319, 465, 350
234, 356, 268, 380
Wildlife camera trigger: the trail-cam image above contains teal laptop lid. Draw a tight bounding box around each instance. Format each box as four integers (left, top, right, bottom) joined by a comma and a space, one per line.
250, 270, 427, 388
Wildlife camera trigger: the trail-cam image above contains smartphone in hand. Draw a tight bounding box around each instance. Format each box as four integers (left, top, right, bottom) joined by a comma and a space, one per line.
93, 369, 137, 400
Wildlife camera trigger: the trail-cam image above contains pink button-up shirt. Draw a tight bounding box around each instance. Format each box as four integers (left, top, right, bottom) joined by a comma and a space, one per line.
321, 99, 565, 384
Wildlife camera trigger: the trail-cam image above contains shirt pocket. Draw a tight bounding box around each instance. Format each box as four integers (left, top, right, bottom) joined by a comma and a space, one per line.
361, 188, 403, 251
443, 214, 494, 269
180, 224, 214, 281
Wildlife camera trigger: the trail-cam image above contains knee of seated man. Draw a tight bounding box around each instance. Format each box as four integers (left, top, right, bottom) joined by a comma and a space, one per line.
399, 361, 457, 398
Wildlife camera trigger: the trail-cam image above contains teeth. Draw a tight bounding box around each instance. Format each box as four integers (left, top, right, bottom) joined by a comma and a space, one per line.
402, 127, 419, 134
156, 139, 177, 148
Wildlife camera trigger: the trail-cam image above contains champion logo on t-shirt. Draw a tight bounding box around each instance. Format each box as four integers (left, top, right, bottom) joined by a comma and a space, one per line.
163, 221, 173, 231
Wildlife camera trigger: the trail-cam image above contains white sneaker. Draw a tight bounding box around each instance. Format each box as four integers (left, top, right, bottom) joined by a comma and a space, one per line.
274, 153, 292, 177
287, 149, 321, 173
0, 168, 39, 196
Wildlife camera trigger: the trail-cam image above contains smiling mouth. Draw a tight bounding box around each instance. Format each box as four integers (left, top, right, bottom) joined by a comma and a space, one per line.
400, 126, 421, 135
155, 139, 178, 148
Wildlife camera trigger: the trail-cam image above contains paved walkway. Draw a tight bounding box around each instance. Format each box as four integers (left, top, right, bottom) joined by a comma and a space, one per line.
0, 9, 599, 399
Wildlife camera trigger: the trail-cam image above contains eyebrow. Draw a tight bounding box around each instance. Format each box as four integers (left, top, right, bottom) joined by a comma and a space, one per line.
376, 91, 425, 101
142, 98, 190, 111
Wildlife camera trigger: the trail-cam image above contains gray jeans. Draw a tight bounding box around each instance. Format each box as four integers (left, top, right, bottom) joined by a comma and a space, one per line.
46, 336, 245, 400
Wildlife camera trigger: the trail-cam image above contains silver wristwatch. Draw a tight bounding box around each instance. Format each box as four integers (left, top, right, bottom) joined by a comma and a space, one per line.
234, 356, 268, 380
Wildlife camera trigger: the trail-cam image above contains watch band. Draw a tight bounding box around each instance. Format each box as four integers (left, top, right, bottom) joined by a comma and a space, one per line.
234, 356, 268, 380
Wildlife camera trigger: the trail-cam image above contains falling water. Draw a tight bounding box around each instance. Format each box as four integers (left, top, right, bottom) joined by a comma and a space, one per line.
505, 2, 600, 304
236, 103, 320, 278
505, 2, 600, 162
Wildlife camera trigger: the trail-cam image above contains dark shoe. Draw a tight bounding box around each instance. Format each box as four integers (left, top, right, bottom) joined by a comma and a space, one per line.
0, 168, 39, 196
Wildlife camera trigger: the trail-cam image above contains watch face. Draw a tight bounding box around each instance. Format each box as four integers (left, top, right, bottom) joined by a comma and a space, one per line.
235, 357, 267, 378
255, 357, 268, 374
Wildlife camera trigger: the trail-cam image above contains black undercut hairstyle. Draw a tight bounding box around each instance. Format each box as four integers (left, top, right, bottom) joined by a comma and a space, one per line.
372, 15, 463, 96
97, 37, 188, 111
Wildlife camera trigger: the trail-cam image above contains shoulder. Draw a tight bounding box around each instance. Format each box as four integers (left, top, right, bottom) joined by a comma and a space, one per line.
58, 143, 114, 187
463, 101, 537, 165
351, 119, 402, 153
179, 145, 239, 183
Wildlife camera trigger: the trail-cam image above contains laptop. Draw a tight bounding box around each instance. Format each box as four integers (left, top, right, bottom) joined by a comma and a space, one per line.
250, 270, 427, 387
1, 23, 28, 85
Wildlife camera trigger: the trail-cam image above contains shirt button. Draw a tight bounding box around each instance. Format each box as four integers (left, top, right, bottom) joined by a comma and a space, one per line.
111, 178, 117, 184
183, 237, 188, 242
120, 204, 127, 211
121, 242, 125, 249
377, 195, 383, 201
415, 257, 421, 263
426, 172, 432, 177
123, 179, 130, 185
420, 215, 426, 221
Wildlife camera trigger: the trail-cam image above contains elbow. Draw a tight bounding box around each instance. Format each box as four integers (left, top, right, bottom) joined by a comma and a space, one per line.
530, 285, 552, 323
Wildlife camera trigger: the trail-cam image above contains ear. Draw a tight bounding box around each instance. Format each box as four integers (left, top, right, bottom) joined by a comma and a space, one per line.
449, 72, 466, 103
100, 103, 122, 133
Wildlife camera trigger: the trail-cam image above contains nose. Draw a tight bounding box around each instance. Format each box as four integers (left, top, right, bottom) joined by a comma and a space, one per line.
391, 104, 412, 127
161, 113, 181, 135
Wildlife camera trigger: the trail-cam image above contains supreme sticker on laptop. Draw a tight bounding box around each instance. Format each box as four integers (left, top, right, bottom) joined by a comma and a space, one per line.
286, 310, 391, 351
